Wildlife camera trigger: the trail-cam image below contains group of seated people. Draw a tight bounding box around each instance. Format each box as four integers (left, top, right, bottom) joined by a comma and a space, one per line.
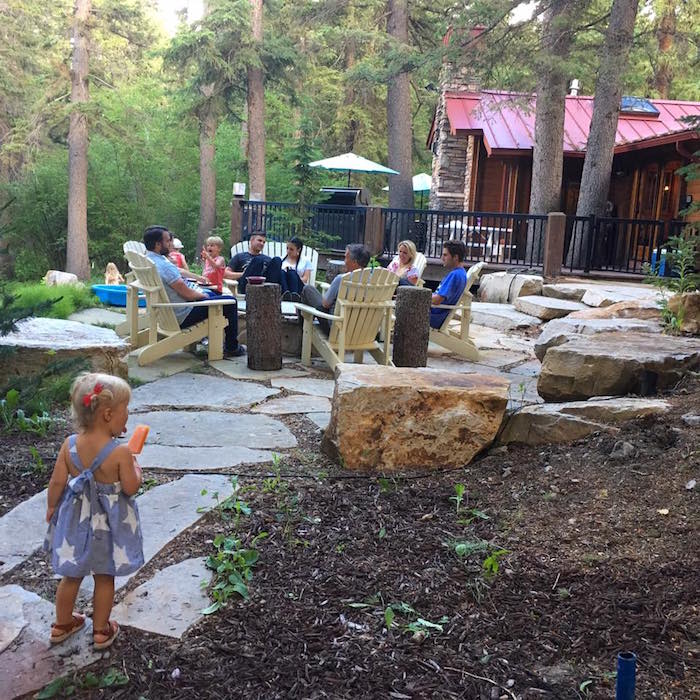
137, 224, 472, 358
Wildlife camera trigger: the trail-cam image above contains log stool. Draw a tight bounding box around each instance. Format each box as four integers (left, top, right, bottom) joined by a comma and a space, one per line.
392, 285, 431, 367
246, 283, 282, 370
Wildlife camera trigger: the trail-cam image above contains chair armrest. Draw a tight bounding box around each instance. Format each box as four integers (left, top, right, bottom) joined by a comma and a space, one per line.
151, 298, 238, 308
317, 281, 330, 292
293, 303, 342, 323
433, 302, 470, 310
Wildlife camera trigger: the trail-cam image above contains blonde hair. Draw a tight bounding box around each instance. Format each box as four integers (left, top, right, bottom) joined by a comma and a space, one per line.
70, 372, 131, 430
105, 262, 119, 274
397, 240, 417, 265
205, 235, 224, 249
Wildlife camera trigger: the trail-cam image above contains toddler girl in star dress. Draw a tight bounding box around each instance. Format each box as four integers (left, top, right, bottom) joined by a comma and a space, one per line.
44, 372, 144, 650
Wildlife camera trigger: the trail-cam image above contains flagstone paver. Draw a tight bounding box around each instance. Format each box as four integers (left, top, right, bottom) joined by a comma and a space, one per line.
0, 584, 100, 700
0, 490, 47, 575
128, 352, 200, 383
270, 377, 336, 398
127, 411, 297, 450
307, 412, 331, 431
130, 373, 278, 412
68, 307, 126, 327
471, 302, 542, 331
137, 445, 276, 470
210, 357, 308, 381
112, 558, 210, 638
252, 395, 331, 415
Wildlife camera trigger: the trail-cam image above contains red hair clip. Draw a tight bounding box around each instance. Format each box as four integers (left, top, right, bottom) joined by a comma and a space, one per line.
82, 382, 104, 407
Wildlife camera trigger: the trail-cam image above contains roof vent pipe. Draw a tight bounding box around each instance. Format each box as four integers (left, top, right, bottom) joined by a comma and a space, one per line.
569, 79, 580, 96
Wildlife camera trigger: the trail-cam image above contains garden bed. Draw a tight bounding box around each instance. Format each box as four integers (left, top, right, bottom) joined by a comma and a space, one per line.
17, 378, 699, 699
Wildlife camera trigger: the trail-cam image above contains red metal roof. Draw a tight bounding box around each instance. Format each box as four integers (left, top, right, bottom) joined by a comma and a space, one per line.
443, 90, 700, 156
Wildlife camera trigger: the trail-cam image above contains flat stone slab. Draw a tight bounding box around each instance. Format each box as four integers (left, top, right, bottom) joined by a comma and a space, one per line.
128, 352, 199, 383
270, 377, 336, 398
508, 359, 542, 377
471, 302, 542, 331
538, 331, 700, 401
210, 357, 308, 381
126, 410, 297, 450
514, 295, 588, 320
534, 317, 662, 361
252, 395, 332, 415
543, 282, 660, 307
470, 324, 537, 355
307, 412, 331, 430
499, 397, 671, 446
80, 474, 237, 595
0, 585, 100, 700
0, 490, 47, 576
478, 272, 543, 303
130, 373, 278, 411
112, 558, 210, 638
68, 307, 126, 327
136, 444, 276, 470
475, 348, 532, 370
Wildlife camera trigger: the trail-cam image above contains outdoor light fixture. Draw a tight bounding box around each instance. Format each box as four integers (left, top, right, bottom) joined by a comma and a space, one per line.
233, 182, 246, 197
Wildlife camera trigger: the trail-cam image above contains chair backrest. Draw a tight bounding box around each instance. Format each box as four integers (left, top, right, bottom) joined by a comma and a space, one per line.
329, 268, 399, 348
124, 240, 146, 256
414, 252, 427, 278
437, 261, 485, 332
127, 251, 180, 333
229, 240, 319, 286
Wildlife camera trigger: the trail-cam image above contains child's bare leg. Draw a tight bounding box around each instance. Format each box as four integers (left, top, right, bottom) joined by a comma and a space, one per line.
55, 576, 82, 624
92, 574, 115, 635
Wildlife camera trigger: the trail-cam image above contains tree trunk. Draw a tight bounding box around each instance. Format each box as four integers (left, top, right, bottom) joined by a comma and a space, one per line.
569, 0, 640, 267
654, 1, 676, 98
526, 0, 583, 263
197, 102, 217, 251
386, 0, 413, 209
66, 0, 91, 280
342, 33, 359, 153
247, 0, 265, 201
392, 286, 431, 367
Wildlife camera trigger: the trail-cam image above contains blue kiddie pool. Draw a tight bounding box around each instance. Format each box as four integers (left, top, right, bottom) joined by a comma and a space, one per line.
91, 284, 146, 308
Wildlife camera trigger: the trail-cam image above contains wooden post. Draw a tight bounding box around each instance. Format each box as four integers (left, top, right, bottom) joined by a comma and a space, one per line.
230, 197, 243, 247
363, 206, 384, 255
392, 285, 431, 367
246, 283, 282, 370
543, 211, 566, 280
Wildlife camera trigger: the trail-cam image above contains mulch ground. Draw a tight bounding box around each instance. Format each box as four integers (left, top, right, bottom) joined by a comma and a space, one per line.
5, 380, 700, 700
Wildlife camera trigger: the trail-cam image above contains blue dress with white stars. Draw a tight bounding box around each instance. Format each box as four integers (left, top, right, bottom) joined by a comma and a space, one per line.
44, 435, 144, 578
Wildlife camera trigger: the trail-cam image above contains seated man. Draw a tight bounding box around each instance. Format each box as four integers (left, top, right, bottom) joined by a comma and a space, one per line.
224, 230, 270, 293
430, 240, 468, 329
143, 225, 245, 357
299, 243, 371, 334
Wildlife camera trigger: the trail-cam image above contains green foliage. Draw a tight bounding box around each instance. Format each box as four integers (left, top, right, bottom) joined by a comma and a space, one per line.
7, 282, 97, 319
450, 483, 466, 513
482, 548, 509, 578
0, 389, 53, 436
36, 667, 129, 698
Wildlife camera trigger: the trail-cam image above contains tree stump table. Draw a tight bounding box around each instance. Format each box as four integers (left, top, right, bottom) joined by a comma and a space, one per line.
246, 283, 282, 370
325, 259, 346, 285
392, 285, 431, 367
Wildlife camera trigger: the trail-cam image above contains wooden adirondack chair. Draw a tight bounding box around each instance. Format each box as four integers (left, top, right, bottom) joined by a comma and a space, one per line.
116, 241, 148, 339
428, 262, 485, 361
126, 251, 236, 365
226, 240, 319, 294
295, 267, 399, 371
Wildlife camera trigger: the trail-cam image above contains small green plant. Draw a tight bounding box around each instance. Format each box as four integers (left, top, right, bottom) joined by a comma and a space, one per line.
27, 446, 47, 475
482, 548, 509, 578
644, 233, 699, 334
37, 668, 129, 698
0, 389, 54, 436
450, 483, 466, 513
457, 508, 489, 526
202, 531, 267, 614
368, 255, 381, 269
137, 477, 158, 496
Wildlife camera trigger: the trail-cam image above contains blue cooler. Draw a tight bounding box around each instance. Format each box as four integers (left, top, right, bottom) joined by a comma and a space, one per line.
650, 249, 667, 276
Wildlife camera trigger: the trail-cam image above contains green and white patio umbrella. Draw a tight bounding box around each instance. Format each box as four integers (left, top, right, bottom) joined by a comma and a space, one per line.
309, 152, 399, 187
383, 172, 432, 207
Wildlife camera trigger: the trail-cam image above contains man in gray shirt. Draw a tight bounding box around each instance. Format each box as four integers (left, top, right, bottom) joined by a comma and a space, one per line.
299, 244, 371, 334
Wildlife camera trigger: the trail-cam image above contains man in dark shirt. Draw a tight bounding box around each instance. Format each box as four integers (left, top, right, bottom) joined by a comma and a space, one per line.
224, 231, 270, 292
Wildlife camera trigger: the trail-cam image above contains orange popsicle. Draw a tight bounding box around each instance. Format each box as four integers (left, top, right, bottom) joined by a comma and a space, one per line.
127, 424, 150, 454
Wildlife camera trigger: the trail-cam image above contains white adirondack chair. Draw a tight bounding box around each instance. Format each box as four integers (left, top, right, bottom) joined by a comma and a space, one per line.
226, 240, 319, 294
126, 251, 236, 366
429, 262, 485, 361
116, 241, 148, 338
295, 267, 399, 371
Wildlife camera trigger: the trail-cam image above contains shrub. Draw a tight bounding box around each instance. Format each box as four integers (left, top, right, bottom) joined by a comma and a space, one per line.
8, 282, 98, 319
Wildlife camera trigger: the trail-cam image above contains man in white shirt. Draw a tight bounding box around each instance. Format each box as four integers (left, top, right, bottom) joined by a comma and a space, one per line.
143, 226, 244, 357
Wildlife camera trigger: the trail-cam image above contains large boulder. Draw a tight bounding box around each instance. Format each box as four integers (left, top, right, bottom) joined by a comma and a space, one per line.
471, 302, 542, 331
667, 291, 700, 335
514, 295, 588, 321
43, 270, 81, 286
0, 317, 129, 382
567, 299, 661, 321
537, 331, 700, 401
534, 317, 662, 361
498, 397, 670, 446
322, 364, 509, 471
478, 272, 543, 304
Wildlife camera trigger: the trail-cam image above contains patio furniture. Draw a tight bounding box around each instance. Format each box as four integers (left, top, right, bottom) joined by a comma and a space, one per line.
115, 241, 148, 339
126, 251, 236, 366
428, 262, 485, 361
294, 267, 399, 371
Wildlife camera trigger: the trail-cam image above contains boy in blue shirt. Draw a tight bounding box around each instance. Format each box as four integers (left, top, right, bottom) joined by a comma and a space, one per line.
430, 240, 468, 329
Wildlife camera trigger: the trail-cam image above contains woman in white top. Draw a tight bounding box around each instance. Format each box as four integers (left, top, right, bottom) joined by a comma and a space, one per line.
281, 237, 314, 285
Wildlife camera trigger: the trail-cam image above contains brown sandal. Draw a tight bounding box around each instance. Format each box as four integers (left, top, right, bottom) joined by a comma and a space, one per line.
93, 620, 119, 650
50, 613, 86, 645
